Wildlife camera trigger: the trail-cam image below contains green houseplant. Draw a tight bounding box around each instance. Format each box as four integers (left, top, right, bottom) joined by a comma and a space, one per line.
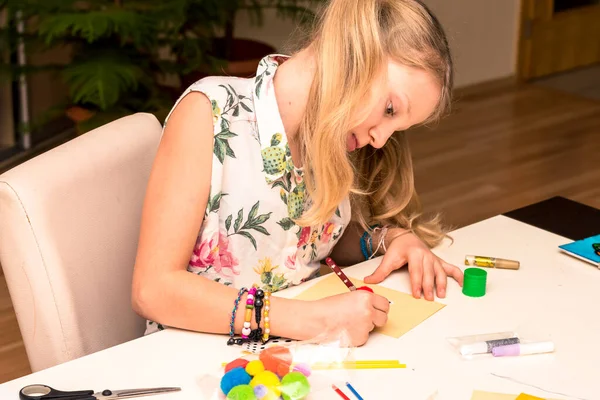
179, 0, 325, 86
0, 0, 323, 134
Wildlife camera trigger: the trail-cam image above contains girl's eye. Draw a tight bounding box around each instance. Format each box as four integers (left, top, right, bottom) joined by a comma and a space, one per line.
386, 102, 395, 117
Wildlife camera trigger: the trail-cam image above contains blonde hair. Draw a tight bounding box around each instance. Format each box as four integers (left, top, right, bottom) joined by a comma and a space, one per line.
292, 0, 454, 248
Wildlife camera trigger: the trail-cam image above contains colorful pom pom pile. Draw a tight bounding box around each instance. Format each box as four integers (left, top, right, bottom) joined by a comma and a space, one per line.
220, 346, 311, 400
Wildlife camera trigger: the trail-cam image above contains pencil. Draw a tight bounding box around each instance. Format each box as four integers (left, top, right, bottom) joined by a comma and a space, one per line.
332, 384, 351, 400
345, 382, 364, 400
325, 257, 357, 291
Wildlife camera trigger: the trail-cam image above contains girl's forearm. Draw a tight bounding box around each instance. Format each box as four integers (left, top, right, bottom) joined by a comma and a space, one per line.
133, 270, 322, 340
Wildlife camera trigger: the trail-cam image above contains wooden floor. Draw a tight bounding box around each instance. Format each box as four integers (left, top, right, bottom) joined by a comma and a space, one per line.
1, 77, 599, 383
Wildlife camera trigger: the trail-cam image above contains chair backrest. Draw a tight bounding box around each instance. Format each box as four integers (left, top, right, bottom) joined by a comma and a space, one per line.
0, 113, 163, 372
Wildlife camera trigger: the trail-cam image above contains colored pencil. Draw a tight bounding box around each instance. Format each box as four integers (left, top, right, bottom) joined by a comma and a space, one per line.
332, 384, 351, 400
325, 257, 357, 291
345, 382, 364, 400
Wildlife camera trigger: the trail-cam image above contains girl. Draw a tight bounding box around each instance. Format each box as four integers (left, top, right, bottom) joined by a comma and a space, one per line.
131, 0, 463, 347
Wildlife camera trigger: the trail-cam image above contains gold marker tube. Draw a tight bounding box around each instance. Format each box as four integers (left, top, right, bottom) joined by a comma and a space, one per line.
465, 255, 520, 270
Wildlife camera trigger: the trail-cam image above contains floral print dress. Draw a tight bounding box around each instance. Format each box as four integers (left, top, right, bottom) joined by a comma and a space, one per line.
145, 55, 351, 334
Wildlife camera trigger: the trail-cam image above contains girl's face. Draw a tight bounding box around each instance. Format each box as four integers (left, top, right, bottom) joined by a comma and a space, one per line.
346, 61, 441, 152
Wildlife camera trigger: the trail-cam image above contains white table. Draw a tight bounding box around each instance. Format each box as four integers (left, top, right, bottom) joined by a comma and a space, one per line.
1, 216, 598, 399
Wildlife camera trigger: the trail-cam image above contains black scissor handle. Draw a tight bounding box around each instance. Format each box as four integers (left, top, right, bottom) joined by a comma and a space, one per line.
20, 384, 95, 400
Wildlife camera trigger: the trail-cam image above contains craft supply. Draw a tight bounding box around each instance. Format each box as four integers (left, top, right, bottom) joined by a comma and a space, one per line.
292, 363, 311, 377
280, 372, 310, 400
222, 360, 405, 370
515, 394, 545, 400
559, 234, 600, 267
311, 361, 406, 370
325, 257, 357, 291
246, 360, 266, 376
465, 255, 520, 270
326, 257, 378, 294
492, 341, 555, 357
221, 368, 252, 396
226, 358, 250, 373
332, 384, 351, 400
294, 273, 445, 338
470, 390, 561, 400
18, 384, 180, 400
345, 382, 364, 400
460, 337, 520, 356
221, 353, 311, 400
462, 268, 487, 297
227, 384, 256, 400
259, 346, 293, 376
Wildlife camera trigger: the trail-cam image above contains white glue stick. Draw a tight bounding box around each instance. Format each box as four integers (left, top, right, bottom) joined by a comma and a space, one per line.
459, 337, 520, 356
492, 341, 555, 357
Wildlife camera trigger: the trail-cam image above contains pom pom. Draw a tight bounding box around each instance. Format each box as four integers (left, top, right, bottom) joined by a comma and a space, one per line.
246, 360, 265, 376
280, 372, 310, 400
225, 358, 250, 373
227, 384, 257, 400
221, 367, 252, 395
292, 363, 311, 377
259, 346, 293, 377
250, 370, 281, 400
254, 384, 268, 399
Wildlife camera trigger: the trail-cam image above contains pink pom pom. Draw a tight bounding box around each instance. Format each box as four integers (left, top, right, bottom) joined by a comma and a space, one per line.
292, 362, 311, 377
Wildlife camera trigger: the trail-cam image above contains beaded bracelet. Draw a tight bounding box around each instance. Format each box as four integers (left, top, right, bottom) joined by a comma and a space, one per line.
262, 291, 271, 343
227, 287, 247, 346
242, 286, 257, 339
249, 288, 265, 341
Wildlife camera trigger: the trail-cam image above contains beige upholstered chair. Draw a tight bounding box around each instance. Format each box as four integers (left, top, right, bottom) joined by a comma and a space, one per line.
0, 113, 163, 372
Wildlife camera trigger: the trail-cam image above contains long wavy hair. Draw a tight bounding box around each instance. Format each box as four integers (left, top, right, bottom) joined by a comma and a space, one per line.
291, 0, 454, 248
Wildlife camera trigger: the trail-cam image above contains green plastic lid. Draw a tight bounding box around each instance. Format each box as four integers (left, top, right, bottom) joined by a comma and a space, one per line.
462, 267, 487, 297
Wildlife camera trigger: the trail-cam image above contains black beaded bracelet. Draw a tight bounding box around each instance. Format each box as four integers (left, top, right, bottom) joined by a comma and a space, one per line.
248, 288, 265, 341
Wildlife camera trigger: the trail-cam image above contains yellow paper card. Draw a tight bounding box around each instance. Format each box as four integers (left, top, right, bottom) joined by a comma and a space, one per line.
293, 273, 445, 338
471, 391, 553, 400
471, 391, 517, 400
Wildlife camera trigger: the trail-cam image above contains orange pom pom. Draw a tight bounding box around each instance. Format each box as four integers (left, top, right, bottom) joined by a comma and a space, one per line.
259, 346, 292, 377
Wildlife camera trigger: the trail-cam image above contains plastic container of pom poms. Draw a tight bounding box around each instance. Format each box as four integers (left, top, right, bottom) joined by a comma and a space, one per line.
199, 333, 356, 399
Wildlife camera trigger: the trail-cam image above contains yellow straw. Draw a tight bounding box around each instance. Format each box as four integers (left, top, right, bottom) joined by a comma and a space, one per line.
221, 360, 406, 369
310, 362, 406, 370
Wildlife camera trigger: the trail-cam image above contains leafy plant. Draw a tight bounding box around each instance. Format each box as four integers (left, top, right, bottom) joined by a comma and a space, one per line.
0, 0, 324, 134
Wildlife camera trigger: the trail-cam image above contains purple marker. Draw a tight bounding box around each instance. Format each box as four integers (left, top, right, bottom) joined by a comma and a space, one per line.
492, 341, 555, 357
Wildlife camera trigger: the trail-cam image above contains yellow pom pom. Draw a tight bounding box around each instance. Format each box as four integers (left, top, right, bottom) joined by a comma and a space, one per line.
250, 371, 281, 397
246, 360, 265, 376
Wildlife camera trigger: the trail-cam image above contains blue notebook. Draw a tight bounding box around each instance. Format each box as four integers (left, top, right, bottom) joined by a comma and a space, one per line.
559, 234, 600, 267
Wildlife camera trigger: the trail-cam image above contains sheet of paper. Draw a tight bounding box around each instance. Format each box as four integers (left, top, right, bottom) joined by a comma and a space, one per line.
471, 391, 517, 400
516, 395, 546, 400
293, 273, 445, 338
471, 391, 555, 400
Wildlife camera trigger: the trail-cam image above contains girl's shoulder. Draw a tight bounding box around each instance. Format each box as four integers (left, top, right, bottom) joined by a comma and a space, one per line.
164, 75, 254, 129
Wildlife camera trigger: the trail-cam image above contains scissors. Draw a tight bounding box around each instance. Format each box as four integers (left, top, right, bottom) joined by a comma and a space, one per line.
19, 384, 181, 400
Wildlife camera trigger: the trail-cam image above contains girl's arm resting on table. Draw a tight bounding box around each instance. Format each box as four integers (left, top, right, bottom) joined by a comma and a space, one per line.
130, 92, 319, 340
329, 222, 409, 266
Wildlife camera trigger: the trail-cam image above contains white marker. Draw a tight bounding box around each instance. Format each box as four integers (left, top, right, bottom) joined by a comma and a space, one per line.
492, 341, 555, 357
